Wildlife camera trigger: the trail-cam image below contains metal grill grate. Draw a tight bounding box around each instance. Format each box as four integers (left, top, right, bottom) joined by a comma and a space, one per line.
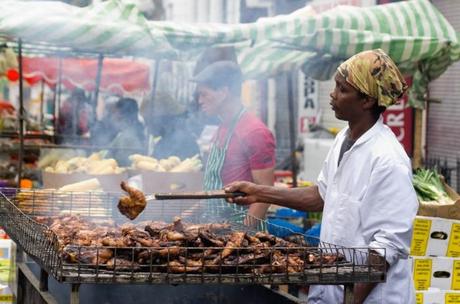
0, 188, 386, 285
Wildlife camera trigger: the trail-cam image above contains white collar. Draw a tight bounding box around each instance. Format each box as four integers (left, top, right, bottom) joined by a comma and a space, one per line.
341, 116, 384, 148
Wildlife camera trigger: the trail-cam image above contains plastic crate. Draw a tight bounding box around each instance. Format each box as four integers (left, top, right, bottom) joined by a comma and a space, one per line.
304, 223, 321, 246
274, 208, 307, 218
266, 218, 304, 238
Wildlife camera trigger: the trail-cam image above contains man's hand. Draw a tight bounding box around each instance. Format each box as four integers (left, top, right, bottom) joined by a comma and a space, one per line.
353, 283, 377, 304
225, 181, 262, 205
226, 183, 324, 212
353, 252, 388, 303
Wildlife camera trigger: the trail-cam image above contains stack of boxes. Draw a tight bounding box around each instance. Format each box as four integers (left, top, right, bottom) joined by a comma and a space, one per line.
411, 216, 460, 303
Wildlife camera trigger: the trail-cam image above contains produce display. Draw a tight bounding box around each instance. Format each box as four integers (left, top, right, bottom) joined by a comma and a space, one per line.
413, 168, 454, 204
413, 168, 460, 220
43, 152, 124, 175
36, 215, 344, 274
15, 188, 109, 216
130, 154, 202, 173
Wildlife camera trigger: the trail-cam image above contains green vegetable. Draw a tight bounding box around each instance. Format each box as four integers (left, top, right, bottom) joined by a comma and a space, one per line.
413, 168, 454, 204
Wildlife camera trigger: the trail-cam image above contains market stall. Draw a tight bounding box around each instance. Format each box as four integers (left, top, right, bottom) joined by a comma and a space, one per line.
1, 0, 458, 183
0, 55, 152, 188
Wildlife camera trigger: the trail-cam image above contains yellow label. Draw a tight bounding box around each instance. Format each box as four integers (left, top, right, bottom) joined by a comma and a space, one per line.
452, 260, 460, 290
0, 295, 13, 302
448, 224, 460, 257
411, 219, 432, 256
415, 292, 424, 304
414, 259, 432, 290
445, 293, 460, 304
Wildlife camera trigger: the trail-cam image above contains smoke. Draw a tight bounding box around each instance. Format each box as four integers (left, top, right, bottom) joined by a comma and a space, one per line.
12, 0, 288, 170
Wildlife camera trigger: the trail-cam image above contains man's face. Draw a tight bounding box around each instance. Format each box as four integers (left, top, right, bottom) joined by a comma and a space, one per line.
196, 84, 226, 116
330, 73, 366, 122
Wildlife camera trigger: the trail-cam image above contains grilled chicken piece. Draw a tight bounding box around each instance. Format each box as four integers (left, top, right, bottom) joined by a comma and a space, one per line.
165, 231, 186, 241
62, 246, 113, 265
118, 181, 147, 220
137, 249, 158, 263
183, 223, 231, 234
178, 256, 203, 266
198, 231, 224, 247
244, 234, 261, 245
74, 230, 101, 246
157, 246, 183, 258
322, 254, 341, 264
101, 236, 133, 248
210, 231, 246, 264
287, 255, 304, 272
124, 228, 158, 247
134, 236, 158, 247
106, 257, 140, 271
224, 252, 269, 266
137, 245, 184, 263
168, 260, 202, 273
172, 217, 185, 232
144, 221, 170, 237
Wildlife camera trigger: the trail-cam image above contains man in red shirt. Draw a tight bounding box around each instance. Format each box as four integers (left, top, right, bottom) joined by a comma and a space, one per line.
193, 61, 275, 221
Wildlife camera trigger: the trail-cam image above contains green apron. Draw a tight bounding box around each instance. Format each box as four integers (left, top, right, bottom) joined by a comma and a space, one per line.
203, 108, 265, 230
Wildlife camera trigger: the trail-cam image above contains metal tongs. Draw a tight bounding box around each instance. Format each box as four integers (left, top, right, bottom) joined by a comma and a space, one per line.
145, 190, 246, 201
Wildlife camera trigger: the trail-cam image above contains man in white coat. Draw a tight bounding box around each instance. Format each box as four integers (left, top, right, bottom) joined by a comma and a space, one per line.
225, 49, 418, 303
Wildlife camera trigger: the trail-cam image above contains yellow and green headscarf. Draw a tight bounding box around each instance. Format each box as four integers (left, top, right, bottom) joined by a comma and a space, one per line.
337, 49, 408, 107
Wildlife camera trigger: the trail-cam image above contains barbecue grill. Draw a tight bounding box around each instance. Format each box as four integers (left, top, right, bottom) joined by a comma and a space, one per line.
0, 188, 387, 304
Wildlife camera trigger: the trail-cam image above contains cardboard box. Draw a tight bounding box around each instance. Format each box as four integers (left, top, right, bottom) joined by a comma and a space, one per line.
0, 240, 16, 303
132, 170, 204, 193
419, 201, 460, 221
418, 179, 460, 221
42, 171, 129, 192
416, 290, 460, 304
412, 256, 460, 291
410, 216, 460, 257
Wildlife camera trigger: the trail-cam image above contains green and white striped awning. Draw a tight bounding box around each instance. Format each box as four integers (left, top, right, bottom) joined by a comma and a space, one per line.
0, 0, 176, 58
255, 0, 460, 109
0, 0, 457, 108
146, 0, 459, 108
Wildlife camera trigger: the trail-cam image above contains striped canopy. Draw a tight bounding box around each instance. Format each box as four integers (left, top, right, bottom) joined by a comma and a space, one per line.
0, 0, 458, 108
0, 0, 176, 58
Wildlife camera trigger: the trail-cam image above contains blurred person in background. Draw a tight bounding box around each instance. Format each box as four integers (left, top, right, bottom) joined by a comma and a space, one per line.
109, 97, 146, 166
192, 60, 276, 222
57, 88, 93, 143
225, 49, 418, 304
143, 90, 200, 160
90, 96, 118, 147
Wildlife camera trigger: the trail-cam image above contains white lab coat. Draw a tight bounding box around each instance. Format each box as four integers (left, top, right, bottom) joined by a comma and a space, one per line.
308, 117, 418, 304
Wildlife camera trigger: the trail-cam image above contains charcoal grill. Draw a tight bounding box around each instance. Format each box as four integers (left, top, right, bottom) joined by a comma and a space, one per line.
0, 188, 386, 304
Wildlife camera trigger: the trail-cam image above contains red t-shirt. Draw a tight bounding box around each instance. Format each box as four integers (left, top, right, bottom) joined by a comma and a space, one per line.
214, 111, 276, 186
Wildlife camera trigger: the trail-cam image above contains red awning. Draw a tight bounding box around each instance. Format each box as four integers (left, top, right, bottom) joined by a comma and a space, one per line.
18, 57, 150, 94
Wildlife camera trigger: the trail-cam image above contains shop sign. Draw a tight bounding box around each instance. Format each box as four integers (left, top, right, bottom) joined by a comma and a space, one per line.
298, 72, 319, 134
382, 78, 414, 156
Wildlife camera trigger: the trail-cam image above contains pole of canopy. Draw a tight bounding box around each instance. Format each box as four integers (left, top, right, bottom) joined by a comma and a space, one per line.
54, 58, 63, 144
39, 80, 45, 131
93, 53, 104, 114
17, 39, 24, 188
150, 60, 160, 115
287, 72, 298, 187
147, 60, 160, 156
